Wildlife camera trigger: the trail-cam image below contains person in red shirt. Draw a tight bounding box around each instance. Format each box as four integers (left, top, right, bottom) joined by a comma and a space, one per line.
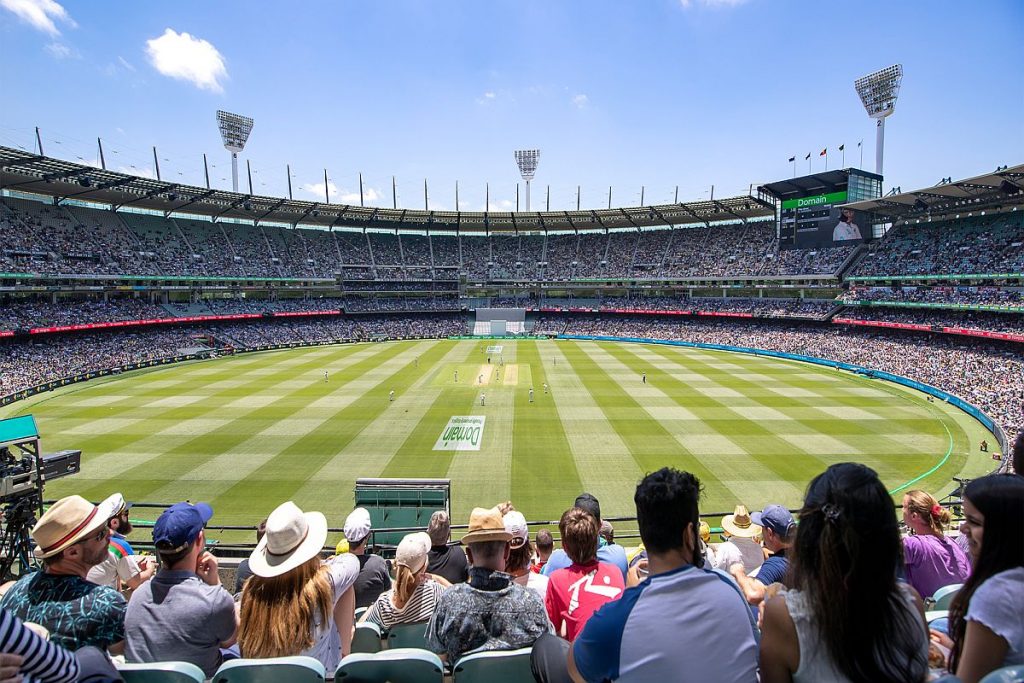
531, 529, 554, 574
545, 507, 624, 641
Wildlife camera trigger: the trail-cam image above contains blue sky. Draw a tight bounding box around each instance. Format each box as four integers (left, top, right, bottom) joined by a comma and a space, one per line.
1, 0, 1022, 212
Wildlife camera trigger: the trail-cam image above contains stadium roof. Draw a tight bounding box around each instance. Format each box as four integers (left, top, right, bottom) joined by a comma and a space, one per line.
758, 169, 881, 202
843, 163, 1024, 222
0, 146, 775, 232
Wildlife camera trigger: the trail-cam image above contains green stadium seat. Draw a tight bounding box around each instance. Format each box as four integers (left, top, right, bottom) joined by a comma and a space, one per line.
335, 648, 444, 682
452, 647, 534, 682
352, 621, 384, 653
211, 655, 326, 683
928, 583, 963, 611
385, 621, 430, 650
117, 661, 205, 683
980, 665, 1024, 683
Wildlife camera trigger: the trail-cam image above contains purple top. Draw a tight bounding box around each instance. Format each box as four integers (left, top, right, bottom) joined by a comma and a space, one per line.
903, 533, 971, 599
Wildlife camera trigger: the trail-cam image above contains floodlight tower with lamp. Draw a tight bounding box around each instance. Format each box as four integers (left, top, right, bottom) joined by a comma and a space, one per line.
854, 64, 902, 176
216, 110, 254, 192
514, 149, 540, 212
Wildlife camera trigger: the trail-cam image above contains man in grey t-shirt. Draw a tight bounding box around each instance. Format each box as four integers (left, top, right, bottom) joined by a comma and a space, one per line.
125, 502, 238, 677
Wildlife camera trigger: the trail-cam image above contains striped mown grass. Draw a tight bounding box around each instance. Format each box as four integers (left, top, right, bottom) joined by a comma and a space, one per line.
0, 339, 997, 545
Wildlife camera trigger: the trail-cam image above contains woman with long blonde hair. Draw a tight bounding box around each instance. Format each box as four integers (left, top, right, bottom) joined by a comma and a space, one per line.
901, 489, 971, 600
360, 532, 448, 630
239, 501, 358, 672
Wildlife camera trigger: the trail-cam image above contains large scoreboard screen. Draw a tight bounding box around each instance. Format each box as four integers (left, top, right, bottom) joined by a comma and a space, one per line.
779, 190, 869, 250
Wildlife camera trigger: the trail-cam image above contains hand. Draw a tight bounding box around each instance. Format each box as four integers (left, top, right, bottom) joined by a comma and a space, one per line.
196, 551, 221, 586
0, 653, 24, 683
929, 629, 954, 650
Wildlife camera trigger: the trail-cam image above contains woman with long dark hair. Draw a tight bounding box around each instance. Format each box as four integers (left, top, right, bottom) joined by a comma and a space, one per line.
944, 474, 1024, 682
760, 462, 929, 682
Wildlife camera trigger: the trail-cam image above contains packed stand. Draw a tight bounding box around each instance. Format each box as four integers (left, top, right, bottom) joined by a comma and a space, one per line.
851, 213, 1024, 278
0, 298, 169, 330
838, 307, 1024, 335
844, 285, 1024, 309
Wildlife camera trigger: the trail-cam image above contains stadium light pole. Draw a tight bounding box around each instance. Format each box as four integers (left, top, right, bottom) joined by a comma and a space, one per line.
514, 149, 540, 212
854, 64, 902, 176
216, 110, 254, 193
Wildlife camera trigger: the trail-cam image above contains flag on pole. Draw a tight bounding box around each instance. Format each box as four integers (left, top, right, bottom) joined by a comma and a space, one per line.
839, 144, 845, 151
805, 153, 811, 160
820, 148, 827, 156
788, 156, 795, 162
857, 141, 862, 147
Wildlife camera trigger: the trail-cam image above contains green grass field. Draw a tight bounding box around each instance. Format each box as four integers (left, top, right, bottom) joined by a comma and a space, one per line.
0, 339, 998, 545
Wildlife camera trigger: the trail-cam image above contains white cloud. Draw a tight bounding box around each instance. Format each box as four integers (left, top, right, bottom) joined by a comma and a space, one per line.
117, 56, 136, 71
1, 0, 75, 36
476, 91, 498, 105
45, 40, 77, 59
300, 180, 337, 201
572, 93, 589, 109
145, 28, 228, 93
339, 187, 381, 204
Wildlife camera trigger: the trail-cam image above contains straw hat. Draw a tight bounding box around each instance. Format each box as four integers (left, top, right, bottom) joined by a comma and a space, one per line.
32, 495, 120, 559
248, 501, 328, 578
721, 505, 762, 538
462, 507, 512, 544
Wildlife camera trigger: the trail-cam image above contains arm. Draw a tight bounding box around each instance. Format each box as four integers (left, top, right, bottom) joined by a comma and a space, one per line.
758, 595, 799, 683
334, 586, 356, 658
954, 621, 1009, 683
729, 563, 767, 605
0, 609, 79, 683
123, 556, 156, 591
427, 573, 451, 588
107, 641, 125, 656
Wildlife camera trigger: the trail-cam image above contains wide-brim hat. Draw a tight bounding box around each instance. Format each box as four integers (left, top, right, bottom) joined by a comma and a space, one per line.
248, 501, 328, 578
462, 506, 512, 544
32, 495, 120, 559
721, 505, 762, 538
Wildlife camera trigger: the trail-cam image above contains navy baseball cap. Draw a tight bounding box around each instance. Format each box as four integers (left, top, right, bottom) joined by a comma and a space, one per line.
750, 504, 795, 537
153, 502, 213, 551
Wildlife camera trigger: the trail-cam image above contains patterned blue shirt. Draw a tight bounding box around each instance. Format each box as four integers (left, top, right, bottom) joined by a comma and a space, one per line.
426, 566, 549, 662
0, 571, 126, 651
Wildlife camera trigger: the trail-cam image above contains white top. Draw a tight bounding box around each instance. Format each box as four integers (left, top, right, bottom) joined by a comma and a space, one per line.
784, 583, 927, 683
514, 570, 550, 600
300, 554, 359, 673
966, 567, 1024, 668
86, 551, 142, 589
833, 221, 862, 241
713, 537, 764, 575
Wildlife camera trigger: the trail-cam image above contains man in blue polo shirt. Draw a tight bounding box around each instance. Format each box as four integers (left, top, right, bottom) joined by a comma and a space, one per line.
567, 468, 758, 682
540, 493, 627, 580
729, 503, 795, 608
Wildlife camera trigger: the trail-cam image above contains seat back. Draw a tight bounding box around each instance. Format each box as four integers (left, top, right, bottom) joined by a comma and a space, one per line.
980, 664, 1024, 683
211, 655, 326, 683
336, 648, 444, 683
386, 621, 430, 650
452, 647, 534, 682
931, 583, 963, 611
117, 661, 206, 683
352, 621, 384, 654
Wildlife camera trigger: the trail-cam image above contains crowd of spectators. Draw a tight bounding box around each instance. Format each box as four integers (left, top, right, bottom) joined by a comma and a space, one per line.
838, 307, 1024, 335
3, 198, 869, 282
851, 213, 1024, 278
844, 285, 1024, 309
3, 451, 1021, 681
539, 314, 1023, 438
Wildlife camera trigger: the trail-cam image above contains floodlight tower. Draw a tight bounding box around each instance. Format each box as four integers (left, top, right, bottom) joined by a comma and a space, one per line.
514, 149, 540, 212
854, 64, 902, 176
216, 110, 254, 192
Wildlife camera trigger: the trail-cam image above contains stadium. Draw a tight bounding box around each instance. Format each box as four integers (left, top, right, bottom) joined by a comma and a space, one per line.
1, 2, 1022, 681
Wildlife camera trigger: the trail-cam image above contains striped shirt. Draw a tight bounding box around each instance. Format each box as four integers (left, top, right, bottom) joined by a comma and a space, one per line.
363, 580, 445, 631
0, 608, 79, 683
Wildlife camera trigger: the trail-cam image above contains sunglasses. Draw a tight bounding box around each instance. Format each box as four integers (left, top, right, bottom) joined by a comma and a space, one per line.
77, 526, 110, 545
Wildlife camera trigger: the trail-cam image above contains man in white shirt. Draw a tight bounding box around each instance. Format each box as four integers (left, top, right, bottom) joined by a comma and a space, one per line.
833, 208, 863, 242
